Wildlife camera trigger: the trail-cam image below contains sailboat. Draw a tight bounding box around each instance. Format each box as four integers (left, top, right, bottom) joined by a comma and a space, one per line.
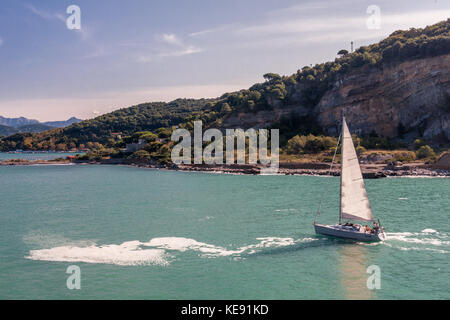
313, 117, 386, 242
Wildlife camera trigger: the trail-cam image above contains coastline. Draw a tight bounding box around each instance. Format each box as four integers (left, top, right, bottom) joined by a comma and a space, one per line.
167, 163, 450, 178
1, 155, 449, 178
0, 159, 73, 166
3, 158, 448, 178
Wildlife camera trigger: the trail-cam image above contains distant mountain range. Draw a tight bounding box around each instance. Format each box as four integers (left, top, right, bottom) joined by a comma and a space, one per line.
42, 117, 83, 128
0, 116, 82, 136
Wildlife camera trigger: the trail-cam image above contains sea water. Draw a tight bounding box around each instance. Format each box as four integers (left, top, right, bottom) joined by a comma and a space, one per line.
0, 165, 448, 299
0, 152, 82, 161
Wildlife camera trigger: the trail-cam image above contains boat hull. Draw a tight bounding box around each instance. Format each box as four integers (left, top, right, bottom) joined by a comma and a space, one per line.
314, 223, 386, 242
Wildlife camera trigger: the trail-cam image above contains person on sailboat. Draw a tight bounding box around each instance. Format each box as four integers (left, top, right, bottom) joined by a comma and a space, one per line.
373, 221, 379, 232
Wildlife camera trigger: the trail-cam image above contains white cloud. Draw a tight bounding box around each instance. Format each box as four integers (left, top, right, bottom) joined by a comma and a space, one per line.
160, 33, 202, 55
158, 45, 203, 57
0, 37, 3, 47
187, 5, 450, 49
137, 33, 203, 63
24, 3, 65, 23
161, 33, 183, 46
266, 1, 341, 17
237, 10, 450, 38
189, 24, 236, 37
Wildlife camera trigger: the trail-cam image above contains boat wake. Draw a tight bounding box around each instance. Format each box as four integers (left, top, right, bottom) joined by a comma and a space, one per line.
25, 236, 317, 266
25, 228, 448, 266
382, 229, 449, 254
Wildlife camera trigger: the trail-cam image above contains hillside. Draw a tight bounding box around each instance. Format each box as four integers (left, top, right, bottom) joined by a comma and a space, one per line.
16, 123, 55, 133
43, 117, 82, 128
0, 125, 19, 137
0, 19, 449, 152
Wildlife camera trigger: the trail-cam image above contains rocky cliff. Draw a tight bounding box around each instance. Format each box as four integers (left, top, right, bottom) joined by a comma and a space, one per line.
223, 54, 450, 142
316, 54, 450, 141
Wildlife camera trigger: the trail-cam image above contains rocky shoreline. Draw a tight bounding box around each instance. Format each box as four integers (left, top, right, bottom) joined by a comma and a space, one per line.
167, 163, 450, 178
0, 159, 72, 165
98, 159, 450, 178
1, 158, 449, 178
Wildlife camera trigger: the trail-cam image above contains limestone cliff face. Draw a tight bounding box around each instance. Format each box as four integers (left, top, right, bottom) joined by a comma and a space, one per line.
316, 54, 450, 141
221, 104, 309, 129
222, 54, 450, 142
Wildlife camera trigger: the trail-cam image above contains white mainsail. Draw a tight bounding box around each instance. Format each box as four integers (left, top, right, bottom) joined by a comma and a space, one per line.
340, 118, 373, 222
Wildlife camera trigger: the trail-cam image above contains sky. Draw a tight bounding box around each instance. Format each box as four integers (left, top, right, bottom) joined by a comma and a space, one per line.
0, 0, 449, 121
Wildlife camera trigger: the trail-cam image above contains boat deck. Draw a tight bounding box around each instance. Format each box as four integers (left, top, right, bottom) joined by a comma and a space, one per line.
314, 223, 386, 242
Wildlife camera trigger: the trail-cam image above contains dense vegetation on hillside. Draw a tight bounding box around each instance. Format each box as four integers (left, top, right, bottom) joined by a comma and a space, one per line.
0, 125, 19, 137
1, 19, 449, 155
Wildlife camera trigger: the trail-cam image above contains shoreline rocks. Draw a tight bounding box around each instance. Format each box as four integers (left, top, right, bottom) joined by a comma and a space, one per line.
2, 158, 449, 178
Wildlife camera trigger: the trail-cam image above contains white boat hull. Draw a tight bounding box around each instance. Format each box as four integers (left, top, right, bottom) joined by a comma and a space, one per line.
314, 223, 386, 242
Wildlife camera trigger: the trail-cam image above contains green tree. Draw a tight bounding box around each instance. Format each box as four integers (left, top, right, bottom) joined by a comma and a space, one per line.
286, 135, 307, 154
413, 138, 426, 150
130, 149, 151, 160
416, 145, 435, 159
337, 49, 349, 57
356, 145, 366, 156
220, 103, 232, 114
263, 73, 281, 82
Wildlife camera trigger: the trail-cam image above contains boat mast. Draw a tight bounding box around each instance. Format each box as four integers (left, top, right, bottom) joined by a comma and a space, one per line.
339, 116, 344, 225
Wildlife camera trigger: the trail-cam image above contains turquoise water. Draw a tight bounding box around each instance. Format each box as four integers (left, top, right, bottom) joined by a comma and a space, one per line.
0, 152, 83, 161
0, 165, 448, 299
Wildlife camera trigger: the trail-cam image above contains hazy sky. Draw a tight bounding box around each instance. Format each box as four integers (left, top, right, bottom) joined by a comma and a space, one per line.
0, 0, 448, 121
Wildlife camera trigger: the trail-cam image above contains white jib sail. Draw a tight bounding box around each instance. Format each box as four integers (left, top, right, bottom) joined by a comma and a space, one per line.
340, 118, 373, 222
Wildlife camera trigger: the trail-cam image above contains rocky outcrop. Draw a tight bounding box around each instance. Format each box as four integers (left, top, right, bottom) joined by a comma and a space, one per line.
316, 55, 450, 140
433, 152, 450, 169
221, 104, 309, 129
221, 55, 450, 142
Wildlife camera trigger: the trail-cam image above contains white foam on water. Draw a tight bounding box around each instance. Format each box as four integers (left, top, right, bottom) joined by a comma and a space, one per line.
384, 230, 449, 253
388, 235, 449, 246
357, 241, 383, 246
421, 228, 438, 234
26, 240, 169, 266
231, 237, 297, 256
387, 232, 414, 237
26, 236, 310, 265
398, 197, 408, 200
143, 236, 303, 257
397, 246, 449, 254
198, 216, 214, 221
143, 237, 228, 255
